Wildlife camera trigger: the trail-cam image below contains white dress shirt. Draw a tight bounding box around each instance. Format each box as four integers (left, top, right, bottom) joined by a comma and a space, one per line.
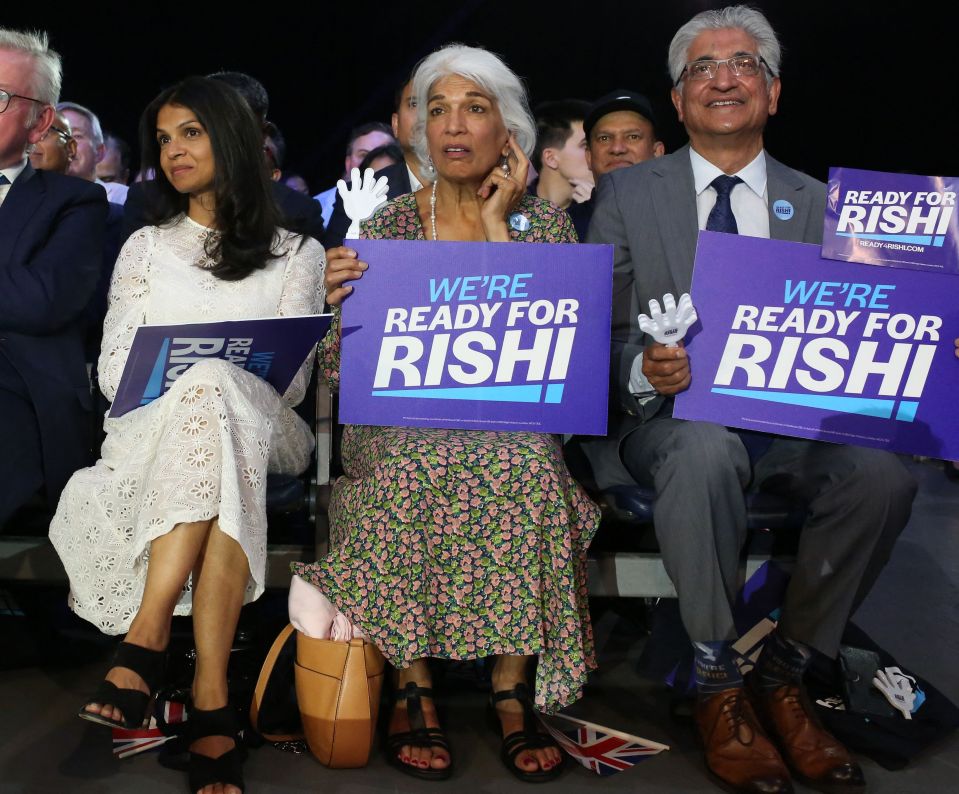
0, 159, 28, 208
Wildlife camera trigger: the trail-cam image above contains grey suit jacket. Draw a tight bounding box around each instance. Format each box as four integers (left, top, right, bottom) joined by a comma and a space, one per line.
586, 145, 826, 431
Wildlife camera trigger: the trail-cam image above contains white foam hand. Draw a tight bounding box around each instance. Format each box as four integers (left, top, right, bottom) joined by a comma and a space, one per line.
637, 293, 697, 346
339, 167, 390, 240
872, 666, 916, 719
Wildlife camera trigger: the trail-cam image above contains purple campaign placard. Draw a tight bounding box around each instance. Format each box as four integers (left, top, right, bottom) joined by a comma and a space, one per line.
340, 239, 613, 435
109, 314, 332, 418
674, 231, 959, 459
823, 167, 959, 272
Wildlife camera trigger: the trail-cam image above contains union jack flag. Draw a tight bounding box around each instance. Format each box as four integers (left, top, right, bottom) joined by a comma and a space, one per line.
112, 699, 187, 759
541, 714, 669, 776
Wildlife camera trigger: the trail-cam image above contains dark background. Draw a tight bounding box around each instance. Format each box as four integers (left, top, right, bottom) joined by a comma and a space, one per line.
6, 0, 956, 192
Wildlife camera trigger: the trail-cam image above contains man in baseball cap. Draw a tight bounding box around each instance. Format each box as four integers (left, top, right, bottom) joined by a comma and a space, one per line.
584, 89, 664, 180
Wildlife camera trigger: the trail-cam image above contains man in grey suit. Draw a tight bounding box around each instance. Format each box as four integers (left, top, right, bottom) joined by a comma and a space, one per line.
588, 6, 916, 794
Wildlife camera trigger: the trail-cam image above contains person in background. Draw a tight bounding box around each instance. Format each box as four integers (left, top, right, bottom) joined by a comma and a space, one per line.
313, 121, 395, 228
58, 101, 128, 204
283, 172, 310, 195
323, 79, 429, 248
531, 99, 592, 239
28, 108, 75, 173
96, 131, 130, 185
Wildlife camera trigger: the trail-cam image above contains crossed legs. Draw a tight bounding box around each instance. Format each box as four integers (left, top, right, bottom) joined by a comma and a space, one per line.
84, 517, 249, 794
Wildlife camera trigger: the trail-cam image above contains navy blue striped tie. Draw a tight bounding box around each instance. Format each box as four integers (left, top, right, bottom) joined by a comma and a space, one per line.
0, 174, 9, 185
706, 175, 742, 234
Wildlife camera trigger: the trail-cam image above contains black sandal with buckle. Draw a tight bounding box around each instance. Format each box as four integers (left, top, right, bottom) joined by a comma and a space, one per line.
78, 641, 166, 729
384, 682, 453, 781
188, 704, 246, 794
490, 683, 564, 783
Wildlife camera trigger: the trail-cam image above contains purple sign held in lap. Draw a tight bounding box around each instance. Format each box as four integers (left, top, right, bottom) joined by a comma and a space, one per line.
340, 239, 613, 435
109, 315, 332, 418
674, 232, 959, 459
823, 167, 959, 272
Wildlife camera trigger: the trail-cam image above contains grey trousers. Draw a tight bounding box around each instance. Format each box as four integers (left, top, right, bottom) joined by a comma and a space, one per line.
620, 405, 917, 657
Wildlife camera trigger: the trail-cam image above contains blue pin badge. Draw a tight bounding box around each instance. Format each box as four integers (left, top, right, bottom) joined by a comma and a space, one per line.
772, 199, 794, 221
509, 212, 531, 232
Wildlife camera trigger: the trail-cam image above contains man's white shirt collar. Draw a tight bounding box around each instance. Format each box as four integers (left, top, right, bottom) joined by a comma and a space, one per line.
690, 147, 766, 200
1, 158, 29, 185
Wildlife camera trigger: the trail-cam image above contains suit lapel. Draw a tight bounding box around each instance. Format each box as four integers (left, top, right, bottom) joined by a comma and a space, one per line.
649, 146, 699, 291
766, 153, 812, 243
0, 163, 45, 268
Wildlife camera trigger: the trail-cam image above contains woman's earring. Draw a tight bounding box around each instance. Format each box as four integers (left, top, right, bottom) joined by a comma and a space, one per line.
427, 155, 435, 173
501, 153, 511, 177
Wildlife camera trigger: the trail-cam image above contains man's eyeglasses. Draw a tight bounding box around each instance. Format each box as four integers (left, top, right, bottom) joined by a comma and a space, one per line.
41, 125, 74, 144
0, 88, 44, 114
675, 54, 771, 86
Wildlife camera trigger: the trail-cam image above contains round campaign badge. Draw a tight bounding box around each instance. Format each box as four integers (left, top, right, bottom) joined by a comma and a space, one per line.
772, 200, 794, 221
509, 212, 531, 232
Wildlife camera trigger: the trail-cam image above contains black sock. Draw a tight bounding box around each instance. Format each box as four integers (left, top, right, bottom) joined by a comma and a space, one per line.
753, 630, 812, 692
693, 641, 743, 695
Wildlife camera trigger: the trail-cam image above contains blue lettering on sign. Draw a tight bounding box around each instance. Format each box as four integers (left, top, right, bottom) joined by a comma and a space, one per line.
428, 273, 533, 302
246, 351, 274, 377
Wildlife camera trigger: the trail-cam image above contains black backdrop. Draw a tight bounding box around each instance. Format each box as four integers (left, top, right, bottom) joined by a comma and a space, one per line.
6, 0, 956, 191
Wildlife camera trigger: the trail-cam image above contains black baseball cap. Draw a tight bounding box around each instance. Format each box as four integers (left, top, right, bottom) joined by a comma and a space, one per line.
583, 90, 657, 139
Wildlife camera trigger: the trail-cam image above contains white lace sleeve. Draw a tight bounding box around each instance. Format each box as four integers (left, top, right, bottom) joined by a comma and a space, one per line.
97, 228, 152, 402
278, 234, 327, 405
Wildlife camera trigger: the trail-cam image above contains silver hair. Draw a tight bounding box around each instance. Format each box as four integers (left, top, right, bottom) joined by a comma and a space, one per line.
56, 101, 104, 148
410, 44, 535, 173
0, 28, 62, 123
668, 5, 782, 90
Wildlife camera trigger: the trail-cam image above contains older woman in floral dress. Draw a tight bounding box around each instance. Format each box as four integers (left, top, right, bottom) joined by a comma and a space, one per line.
293, 44, 599, 783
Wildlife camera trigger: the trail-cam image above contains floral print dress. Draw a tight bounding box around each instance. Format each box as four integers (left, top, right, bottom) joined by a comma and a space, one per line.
293, 194, 600, 713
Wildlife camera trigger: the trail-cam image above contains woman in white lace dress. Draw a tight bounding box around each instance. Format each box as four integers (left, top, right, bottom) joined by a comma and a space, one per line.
49, 77, 324, 794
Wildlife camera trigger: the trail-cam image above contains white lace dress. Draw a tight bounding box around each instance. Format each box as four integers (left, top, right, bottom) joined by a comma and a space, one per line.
49, 216, 326, 634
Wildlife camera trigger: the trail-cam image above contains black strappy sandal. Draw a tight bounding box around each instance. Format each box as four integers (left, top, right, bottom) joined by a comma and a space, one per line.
384, 682, 453, 781
490, 683, 564, 783
187, 704, 246, 794
78, 641, 166, 729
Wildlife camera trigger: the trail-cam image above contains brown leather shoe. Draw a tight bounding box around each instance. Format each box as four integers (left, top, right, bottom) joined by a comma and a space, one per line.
749, 681, 865, 793
695, 688, 794, 794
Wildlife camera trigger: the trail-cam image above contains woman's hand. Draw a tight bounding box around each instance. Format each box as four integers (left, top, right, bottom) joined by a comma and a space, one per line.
324, 246, 368, 306
478, 134, 529, 242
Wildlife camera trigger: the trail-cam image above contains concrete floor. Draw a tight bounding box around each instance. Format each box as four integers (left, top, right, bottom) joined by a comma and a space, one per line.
1, 457, 956, 793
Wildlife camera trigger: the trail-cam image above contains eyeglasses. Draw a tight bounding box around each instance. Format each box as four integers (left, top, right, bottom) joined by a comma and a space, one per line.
0, 88, 44, 114
41, 125, 73, 144
675, 54, 771, 86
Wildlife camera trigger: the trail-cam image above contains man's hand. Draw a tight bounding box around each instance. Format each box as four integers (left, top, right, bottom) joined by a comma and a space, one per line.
642, 341, 691, 395
569, 177, 594, 204
338, 167, 390, 240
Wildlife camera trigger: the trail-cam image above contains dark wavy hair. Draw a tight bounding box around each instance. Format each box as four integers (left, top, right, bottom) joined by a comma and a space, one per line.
139, 76, 281, 281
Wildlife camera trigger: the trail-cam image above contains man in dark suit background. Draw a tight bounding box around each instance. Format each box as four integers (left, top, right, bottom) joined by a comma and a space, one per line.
0, 28, 107, 527
588, 6, 916, 793
323, 78, 430, 248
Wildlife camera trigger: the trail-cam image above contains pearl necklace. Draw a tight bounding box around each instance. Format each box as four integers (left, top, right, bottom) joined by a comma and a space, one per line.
429, 179, 438, 241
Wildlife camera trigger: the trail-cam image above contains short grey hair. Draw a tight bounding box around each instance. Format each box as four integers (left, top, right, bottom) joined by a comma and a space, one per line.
56, 101, 104, 148
410, 44, 535, 172
668, 5, 782, 90
0, 28, 62, 121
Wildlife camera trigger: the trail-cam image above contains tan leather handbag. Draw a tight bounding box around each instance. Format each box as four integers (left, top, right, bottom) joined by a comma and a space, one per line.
294, 632, 386, 768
